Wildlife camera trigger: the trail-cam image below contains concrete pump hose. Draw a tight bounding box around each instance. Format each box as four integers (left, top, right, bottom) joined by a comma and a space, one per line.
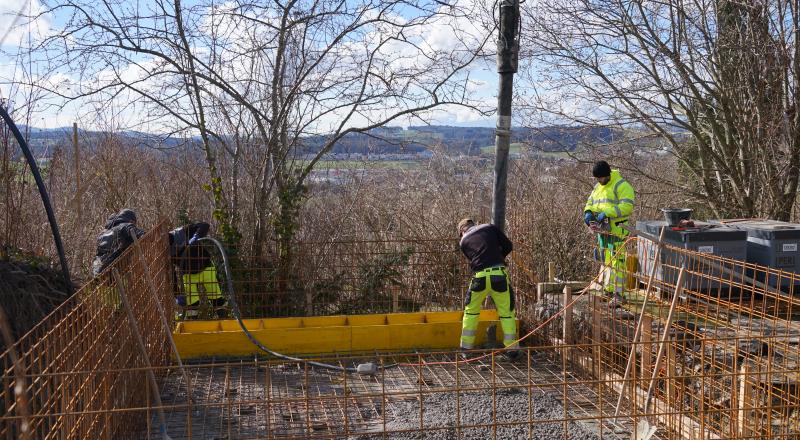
197, 237, 392, 375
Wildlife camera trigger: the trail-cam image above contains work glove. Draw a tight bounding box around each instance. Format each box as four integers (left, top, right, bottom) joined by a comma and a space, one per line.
584, 212, 595, 226
188, 232, 200, 245
596, 212, 607, 224
176, 295, 187, 307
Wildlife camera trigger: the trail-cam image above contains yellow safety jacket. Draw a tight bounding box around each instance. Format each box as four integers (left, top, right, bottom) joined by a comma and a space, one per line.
182, 266, 223, 305
583, 170, 635, 237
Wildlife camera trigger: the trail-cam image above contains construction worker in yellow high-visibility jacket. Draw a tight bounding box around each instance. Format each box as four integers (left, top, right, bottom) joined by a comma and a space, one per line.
170, 222, 225, 319
583, 161, 635, 307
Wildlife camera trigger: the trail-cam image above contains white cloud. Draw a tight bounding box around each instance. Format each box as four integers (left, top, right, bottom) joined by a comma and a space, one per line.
424, 0, 494, 52
0, 0, 50, 49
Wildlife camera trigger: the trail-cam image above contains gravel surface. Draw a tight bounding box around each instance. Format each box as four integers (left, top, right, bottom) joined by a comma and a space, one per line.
353, 388, 600, 440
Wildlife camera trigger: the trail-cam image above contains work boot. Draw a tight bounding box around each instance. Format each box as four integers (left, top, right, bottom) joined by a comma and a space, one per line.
606, 293, 627, 308
484, 324, 503, 349
502, 349, 523, 362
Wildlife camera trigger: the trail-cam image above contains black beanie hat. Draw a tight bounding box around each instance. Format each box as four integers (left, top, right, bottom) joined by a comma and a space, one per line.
592, 161, 611, 178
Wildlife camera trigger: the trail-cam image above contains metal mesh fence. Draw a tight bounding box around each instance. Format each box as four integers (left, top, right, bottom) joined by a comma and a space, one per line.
4, 222, 800, 438
534, 232, 800, 439
0, 221, 172, 440
208, 239, 474, 318
194, 235, 539, 320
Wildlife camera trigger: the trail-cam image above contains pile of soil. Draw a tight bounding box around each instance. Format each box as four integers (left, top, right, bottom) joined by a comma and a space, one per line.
0, 251, 71, 350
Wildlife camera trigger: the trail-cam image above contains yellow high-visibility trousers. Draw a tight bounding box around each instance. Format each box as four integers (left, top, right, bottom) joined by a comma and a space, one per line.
599, 235, 626, 296
460, 267, 518, 350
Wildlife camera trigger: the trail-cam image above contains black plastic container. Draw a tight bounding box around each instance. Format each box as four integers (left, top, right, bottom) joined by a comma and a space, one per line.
636, 220, 747, 291
708, 219, 800, 292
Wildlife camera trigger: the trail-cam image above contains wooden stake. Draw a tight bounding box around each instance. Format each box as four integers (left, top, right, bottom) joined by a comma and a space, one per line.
738, 364, 752, 438
562, 286, 573, 345
641, 315, 653, 378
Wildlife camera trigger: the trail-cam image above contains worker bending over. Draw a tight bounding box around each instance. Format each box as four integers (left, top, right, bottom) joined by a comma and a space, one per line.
169, 222, 225, 319
92, 208, 145, 276
583, 160, 635, 306
457, 218, 520, 360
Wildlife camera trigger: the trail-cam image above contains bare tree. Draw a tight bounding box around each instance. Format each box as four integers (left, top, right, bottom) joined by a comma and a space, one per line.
521, 0, 800, 220
20, 0, 493, 254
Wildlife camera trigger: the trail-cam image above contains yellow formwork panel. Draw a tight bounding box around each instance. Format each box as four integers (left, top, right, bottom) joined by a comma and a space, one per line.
173, 310, 516, 359
424, 313, 462, 323
344, 315, 387, 326
219, 319, 263, 331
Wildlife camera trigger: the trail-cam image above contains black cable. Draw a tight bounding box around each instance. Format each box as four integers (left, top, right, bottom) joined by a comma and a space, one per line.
0, 103, 72, 294
198, 237, 398, 374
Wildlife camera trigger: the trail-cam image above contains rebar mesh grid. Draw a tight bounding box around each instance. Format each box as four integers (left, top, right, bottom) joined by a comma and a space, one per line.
533, 234, 800, 439
219, 238, 469, 318
138, 350, 652, 439
4, 228, 800, 438
197, 236, 536, 320
0, 221, 173, 440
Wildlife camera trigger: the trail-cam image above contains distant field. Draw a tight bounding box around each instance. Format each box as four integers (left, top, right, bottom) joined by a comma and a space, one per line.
295, 159, 420, 170
480, 144, 571, 158
480, 143, 525, 154
531, 150, 571, 158
8, 159, 50, 184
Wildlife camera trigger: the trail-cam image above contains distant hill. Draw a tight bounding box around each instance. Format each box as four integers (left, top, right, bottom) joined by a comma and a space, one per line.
298, 125, 619, 156
12, 124, 619, 158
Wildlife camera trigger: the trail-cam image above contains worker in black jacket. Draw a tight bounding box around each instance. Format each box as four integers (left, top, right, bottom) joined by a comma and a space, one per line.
168, 222, 210, 260
457, 218, 520, 359
92, 208, 145, 276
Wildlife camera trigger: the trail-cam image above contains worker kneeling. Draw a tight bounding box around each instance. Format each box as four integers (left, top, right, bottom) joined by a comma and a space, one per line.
457, 218, 520, 360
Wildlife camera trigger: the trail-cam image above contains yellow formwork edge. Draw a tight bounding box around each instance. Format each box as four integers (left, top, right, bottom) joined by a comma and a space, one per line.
173, 310, 518, 359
